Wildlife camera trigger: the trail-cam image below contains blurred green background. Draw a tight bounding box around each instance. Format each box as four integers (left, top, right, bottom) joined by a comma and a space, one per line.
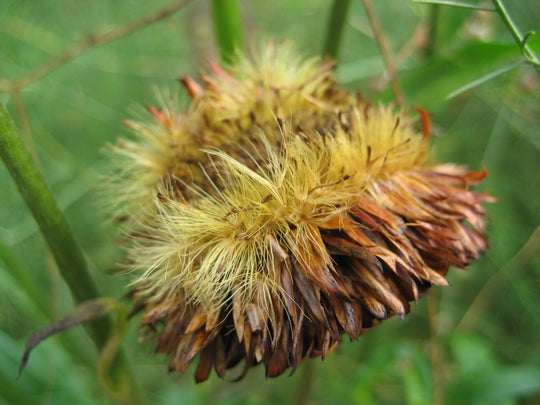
1, 1, 539, 404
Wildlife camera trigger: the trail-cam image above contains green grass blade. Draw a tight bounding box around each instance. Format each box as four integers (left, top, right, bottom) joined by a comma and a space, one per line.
210, 0, 244, 64
413, 0, 496, 11
446, 61, 523, 99
491, 0, 540, 70
323, 0, 352, 60
0, 104, 145, 404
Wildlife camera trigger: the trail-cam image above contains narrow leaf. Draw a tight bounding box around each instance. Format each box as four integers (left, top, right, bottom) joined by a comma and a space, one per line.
18, 298, 124, 379
413, 0, 496, 11
446, 61, 523, 99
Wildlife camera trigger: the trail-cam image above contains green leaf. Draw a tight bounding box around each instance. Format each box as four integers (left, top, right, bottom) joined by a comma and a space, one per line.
482, 368, 540, 401
18, 298, 125, 379
0, 330, 98, 405
18, 297, 136, 404
413, 0, 495, 11
446, 61, 524, 99
396, 41, 518, 107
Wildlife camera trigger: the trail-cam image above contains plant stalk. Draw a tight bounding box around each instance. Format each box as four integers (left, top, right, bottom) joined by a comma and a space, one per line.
0, 104, 144, 404
361, 0, 405, 107
210, 0, 244, 64
491, 0, 540, 71
323, 0, 352, 60
425, 4, 440, 58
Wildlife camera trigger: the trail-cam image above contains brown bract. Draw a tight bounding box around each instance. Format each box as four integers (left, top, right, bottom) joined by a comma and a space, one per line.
138, 163, 491, 382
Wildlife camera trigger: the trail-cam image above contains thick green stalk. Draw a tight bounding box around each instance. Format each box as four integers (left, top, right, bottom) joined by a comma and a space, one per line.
491, 0, 540, 70
0, 104, 144, 404
323, 0, 352, 60
0, 104, 101, 311
210, 0, 244, 64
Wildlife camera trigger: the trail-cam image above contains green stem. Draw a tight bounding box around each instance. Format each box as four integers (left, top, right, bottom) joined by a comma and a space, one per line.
491, 0, 540, 71
425, 4, 440, 58
0, 103, 104, 336
210, 0, 244, 64
323, 0, 352, 60
0, 104, 144, 404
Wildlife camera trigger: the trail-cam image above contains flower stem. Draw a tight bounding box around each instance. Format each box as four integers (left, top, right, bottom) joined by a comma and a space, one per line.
322, 0, 352, 60
425, 4, 440, 58
491, 0, 540, 71
361, 0, 405, 107
210, 0, 244, 64
0, 104, 144, 404
427, 289, 444, 405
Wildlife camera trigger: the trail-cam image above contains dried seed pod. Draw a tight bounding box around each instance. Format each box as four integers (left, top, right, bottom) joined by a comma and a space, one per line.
108, 42, 493, 382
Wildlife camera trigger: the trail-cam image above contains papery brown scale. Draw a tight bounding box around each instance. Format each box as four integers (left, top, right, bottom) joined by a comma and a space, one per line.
290, 259, 326, 325
213, 336, 227, 378
140, 303, 170, 325
358, 259, 407, 318
169, 328, 218, 373
195, 341, 216, 383
320, 296, 342, 341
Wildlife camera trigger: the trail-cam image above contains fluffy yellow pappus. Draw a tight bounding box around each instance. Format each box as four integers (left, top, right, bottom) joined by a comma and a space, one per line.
105, 91, 202, 225
107, 42, 354, 227
191, 41, 353, 133
109, 42, 492, 382
130, 101, 427, 310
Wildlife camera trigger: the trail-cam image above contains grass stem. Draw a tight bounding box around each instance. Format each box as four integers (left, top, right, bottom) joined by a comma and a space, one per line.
323, 0, 352, 60
491, 0, 540, 71
360, 0, 405, 107
210, 0, 244, 64
0, 104, 145, 405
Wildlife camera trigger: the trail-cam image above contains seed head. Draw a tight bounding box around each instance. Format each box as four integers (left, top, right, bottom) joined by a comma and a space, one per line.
108, 42, 493, 382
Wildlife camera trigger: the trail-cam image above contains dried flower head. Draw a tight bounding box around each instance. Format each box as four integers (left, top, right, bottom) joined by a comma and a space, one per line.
108, 42, 493, 382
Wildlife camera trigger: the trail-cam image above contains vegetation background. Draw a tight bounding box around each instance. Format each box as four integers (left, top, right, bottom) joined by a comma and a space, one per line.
1, 0, 539, 404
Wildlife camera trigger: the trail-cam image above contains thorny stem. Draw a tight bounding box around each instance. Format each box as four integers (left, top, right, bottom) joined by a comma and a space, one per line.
0, 104, 144, 404
210, 0, 244, 64
491, 0, 540, 72
0, 0, 192, 92
427, 289, 444, 405
323, 0, 353, 60
360, 0, 405, 107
